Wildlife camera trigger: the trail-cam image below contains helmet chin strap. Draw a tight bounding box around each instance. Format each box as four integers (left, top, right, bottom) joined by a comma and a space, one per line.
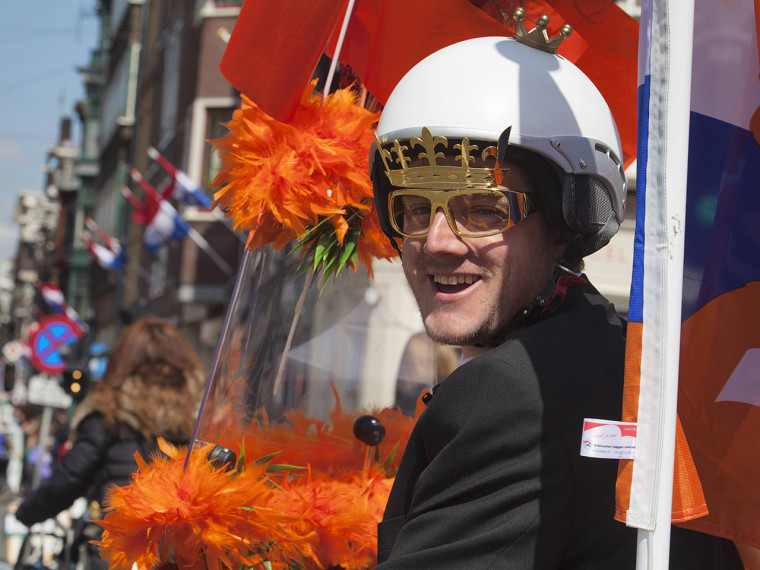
557, 233, 588, 270
474, 259, 587, 348
387, 235, 402, 257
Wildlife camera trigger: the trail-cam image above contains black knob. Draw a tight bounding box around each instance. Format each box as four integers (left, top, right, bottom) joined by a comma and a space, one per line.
353, 415, 386, 446
207, 444, 237, 472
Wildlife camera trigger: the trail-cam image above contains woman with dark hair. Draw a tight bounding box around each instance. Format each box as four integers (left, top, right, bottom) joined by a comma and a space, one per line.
14, 315, 207, 568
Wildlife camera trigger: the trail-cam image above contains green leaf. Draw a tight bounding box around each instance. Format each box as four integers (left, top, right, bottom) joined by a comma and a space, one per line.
320, 263, 338, 289
323, 247, 340, 273
253, 451, 281, 466
319, 273, 333, 295
236, 439, 247, 473
383, 443, 399, 472
337, 239, 357, 274
313, 234, 331, 270
265, 463, 306, 473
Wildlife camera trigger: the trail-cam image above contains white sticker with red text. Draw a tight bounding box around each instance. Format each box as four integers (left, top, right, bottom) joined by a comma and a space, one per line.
580, 418, 637, 459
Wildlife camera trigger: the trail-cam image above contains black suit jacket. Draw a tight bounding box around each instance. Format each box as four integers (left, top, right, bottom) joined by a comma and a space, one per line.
377, 280, 637, 568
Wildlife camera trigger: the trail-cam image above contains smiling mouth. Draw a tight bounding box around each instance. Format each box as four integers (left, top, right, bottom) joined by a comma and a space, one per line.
432, 274, 480, 294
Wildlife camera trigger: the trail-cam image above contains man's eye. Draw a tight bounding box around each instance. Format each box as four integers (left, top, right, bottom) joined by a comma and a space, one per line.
468, 206, 508, 220
402, 198, 431, 219
408, 205, 431, 217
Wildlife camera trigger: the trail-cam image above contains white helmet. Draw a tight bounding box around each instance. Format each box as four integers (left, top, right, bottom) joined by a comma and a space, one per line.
371, 35, 626, 262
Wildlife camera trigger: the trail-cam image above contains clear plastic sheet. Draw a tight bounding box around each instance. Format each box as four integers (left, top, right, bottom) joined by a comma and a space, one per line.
189, 244, 445, 462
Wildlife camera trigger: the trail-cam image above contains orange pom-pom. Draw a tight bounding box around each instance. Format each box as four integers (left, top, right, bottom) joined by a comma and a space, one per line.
212, 82, 398, 278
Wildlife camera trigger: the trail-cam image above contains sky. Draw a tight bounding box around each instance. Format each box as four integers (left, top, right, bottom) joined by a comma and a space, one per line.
0, 0, 100, 266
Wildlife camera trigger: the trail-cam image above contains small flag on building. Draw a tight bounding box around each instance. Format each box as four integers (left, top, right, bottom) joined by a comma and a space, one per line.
122, 172, 191, 255
83, 233, 128, 271
147, 147, 214, 209
36, 281, 86, 336
83, 218, 128, 271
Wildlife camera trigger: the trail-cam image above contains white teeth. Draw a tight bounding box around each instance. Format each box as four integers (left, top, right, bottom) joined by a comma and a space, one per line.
433, 275, 477, 285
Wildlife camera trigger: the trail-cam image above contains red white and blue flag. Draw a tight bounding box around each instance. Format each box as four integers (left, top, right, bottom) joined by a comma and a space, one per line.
143, 201, 191, 254
124, 170, 190, 254
36, 281, 86, 336
126, 170, 234, 275
616, 0, 760, 558
83, 232, 128, 271
83, 218, 128, 271
147, 147, 213, 210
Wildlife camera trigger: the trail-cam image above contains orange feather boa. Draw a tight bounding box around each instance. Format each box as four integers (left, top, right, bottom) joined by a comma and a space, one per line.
211, 81, 398, 278
97, 395, 424, 569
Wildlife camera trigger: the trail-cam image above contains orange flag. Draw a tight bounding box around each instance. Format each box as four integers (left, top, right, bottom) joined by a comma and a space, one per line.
220, 0, 637, 166
323, 0, 506, 105
220, 0, 349, 123
332, 0, 637, 167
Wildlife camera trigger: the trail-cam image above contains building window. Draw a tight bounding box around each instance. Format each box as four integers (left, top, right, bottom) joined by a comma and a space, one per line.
159, 22, 183, 147
204, 107, 235, 190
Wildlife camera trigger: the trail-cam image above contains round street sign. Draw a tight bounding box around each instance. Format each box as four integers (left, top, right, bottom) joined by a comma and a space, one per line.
29, 315, 81, 374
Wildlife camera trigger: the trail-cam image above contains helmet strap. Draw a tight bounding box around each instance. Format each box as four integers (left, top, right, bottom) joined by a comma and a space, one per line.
386, 235, 402, 257
474, 264, 587, 347
557, 233, 587, 271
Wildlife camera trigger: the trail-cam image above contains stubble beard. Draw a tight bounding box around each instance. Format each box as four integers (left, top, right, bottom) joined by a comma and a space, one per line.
418, 297, 503, 349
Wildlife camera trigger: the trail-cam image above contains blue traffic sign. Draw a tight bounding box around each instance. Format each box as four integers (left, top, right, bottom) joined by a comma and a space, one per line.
29, 315, 82, 374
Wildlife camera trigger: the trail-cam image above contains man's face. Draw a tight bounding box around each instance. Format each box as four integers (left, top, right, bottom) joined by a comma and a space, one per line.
401, 164, 562, 354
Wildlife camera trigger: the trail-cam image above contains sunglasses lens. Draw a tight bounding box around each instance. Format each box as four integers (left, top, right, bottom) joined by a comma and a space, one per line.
448, 193, 512, 235
391, 191, 518, 237
391, 194, 432, 236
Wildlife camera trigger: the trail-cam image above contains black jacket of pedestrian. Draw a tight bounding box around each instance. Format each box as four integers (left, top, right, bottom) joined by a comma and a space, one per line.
15, 316, 206, 529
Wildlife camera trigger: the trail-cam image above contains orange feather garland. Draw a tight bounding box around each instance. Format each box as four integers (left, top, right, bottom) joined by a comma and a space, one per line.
97, 395, 425, 569
211, 81, 398, 279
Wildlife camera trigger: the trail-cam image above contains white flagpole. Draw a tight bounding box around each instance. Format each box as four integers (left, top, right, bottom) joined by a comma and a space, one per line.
153, 198, 235, 277
633, 0, 695, 567
185, 223, 235, 277
269, 0, 356, 396
322, 0, 356, 100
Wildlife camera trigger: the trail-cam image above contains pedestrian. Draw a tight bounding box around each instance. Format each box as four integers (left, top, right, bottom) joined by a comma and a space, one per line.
0, 431, 9, 491
14, 315, 207, 569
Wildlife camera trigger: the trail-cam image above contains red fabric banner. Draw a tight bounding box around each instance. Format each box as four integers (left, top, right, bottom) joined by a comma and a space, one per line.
220, 0, 349, 123
221, 0, 638, 165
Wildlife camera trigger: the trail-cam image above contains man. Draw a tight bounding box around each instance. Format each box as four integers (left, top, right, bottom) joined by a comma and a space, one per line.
369, 28, 634, 567
369, 22, 745, 569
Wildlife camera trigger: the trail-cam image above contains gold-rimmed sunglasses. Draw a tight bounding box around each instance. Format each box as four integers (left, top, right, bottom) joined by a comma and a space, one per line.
389, 188, 540, 238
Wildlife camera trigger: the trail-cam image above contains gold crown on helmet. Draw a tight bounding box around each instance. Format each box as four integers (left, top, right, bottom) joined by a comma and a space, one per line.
513, 8, 572, 54
374, 127, 510, 189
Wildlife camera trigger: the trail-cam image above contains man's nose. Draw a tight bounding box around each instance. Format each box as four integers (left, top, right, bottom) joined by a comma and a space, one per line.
423, 209, 467, 257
